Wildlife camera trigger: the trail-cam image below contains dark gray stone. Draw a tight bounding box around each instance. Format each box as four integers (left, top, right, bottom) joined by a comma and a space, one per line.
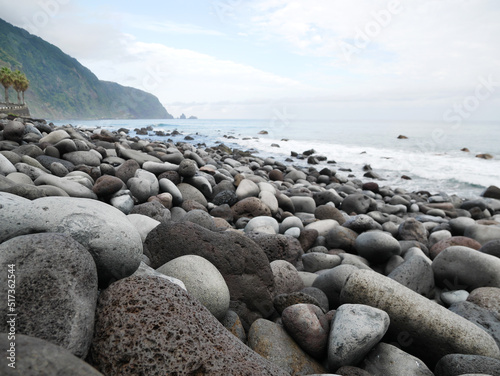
434, 354, 500, 376
0, 233, 97, 358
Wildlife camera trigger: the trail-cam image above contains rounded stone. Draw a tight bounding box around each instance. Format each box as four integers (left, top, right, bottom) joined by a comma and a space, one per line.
245, 216, 279, 234
282, 304, 329, 359
177, 182, 208, 207
0, 233, 98, 358
355, 231, 402, 263
180, 209, 216, 230
236, 178, 260, 200
479, 239, 500, 258
63, 151, 101, 167
464, 224, 500, 245
247, 232, 304, 264
328, 304, 390, 371
302, 252, 341, 273
441, 290, 469, 306
387, 253, 434, 297
0, 193, 143, 288
430, 236, 482, 260
248, 318, 326, 375
467, 287, 500, 312
290, 196, 317, 214
92, 175, 124, 197
325, 226, 358, 252
361, 342, 433, 376
433, 246, 500, 290
312, 264, 358, 310
232, 197, 271, 220
269, 169, 284, 181
434, 354, 500, 376
341, 193, 375, 215
157, 255, 230, 320
398, 218, 428, 244
127, 169, 160, 203
116, 159, 140, 183
3, 120, 25, 143
270, 260, 304, 297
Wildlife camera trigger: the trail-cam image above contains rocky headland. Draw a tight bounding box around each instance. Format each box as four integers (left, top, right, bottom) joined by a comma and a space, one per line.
1, 116, 500, 376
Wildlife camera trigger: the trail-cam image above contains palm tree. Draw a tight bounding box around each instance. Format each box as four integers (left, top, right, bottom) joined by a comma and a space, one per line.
20, 75, 29, 105
12, 70, 24, 104
0, 67, 13, 103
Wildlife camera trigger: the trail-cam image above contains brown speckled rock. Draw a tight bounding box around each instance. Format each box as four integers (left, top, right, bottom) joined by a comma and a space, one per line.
92, 175, 124, 197
247, 232, 304, 264
144, 221, 275, 328
248, 319, 326, 375
398, 218, 428, 244
430, 236, 482, 260
273, 292, 324, 315
89, 275, 287, 376
232, 197, 272, 220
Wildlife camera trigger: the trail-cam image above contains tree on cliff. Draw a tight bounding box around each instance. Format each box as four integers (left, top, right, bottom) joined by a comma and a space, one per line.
0, 66, 13, 103
12, 70, 29, 104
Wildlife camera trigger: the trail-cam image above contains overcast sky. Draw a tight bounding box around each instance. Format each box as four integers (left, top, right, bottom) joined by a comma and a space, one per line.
1, 0, 500, 120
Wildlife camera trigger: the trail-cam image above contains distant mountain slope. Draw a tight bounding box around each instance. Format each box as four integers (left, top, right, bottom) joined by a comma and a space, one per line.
0, 18, 173, 120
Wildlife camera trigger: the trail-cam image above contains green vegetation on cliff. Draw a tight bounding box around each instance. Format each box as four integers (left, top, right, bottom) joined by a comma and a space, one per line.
0, 18, 172, 120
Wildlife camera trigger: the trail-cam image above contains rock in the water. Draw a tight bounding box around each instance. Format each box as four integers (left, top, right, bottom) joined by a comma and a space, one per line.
248, 318, 326, 375
355, 231, 402, 263
0, 193, 143, 287
340, 269, 500, 364
0, 233, 98, 358
432, 246, 500, 290
0, 334, 104, 376
434, 354, 500, 376
157, 255, 230, 320
482, 185, 500, 199
282, 304, 329, 359
89, 275, 288, 376
144, 221, 275, 327
361, 342, 433, 376
328, 304, 390, 371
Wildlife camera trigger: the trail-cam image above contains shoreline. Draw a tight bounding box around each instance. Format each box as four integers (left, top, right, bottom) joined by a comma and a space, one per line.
1, 116, 500, 375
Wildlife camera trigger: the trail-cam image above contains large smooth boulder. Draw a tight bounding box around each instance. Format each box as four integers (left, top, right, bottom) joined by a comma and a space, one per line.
432, 246, 500, 290
340, 269, 500, 364
0, 233, 98, 358
355, 231, 401, 263
89, 275, 288, 376
157, 255, 230, 320
0, 193, 143, 287
144, 221, 275, 328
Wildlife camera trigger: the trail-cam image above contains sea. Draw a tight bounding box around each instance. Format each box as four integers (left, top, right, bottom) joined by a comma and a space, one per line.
52, 118, 500, 200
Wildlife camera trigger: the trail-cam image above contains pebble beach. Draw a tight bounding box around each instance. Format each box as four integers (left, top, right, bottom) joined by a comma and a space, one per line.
1, 115, 500, 376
